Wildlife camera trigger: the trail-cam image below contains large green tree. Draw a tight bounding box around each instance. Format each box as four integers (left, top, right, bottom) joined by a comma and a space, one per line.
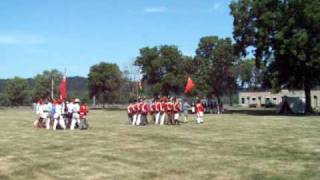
230, 0, 320, 113
195, 36, 238, 102
134, 45, 190, 96
88, 62, 122, 107
32, 69, 63, 101
5, 77, 29, 106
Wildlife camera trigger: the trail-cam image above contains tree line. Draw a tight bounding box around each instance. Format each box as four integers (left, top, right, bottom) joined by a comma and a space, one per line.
1, 0, 319, 112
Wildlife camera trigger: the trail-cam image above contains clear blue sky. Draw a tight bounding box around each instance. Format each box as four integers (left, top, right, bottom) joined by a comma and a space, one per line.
0, 0, 233, 78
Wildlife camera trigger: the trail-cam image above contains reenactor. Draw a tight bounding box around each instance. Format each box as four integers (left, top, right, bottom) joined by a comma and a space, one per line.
132, 99, 140, 126
173, 98, 181, 125
43, 100, 51, 130
141, 99, 149, 125
53, 99, 66, 130
70, 98, 81, 130
79, 102, 89, 130
149, 99, 156, 123
160, 96, 167, 125
155, 98, 161, 124
196, 99, 204, 124
127, 100, 135, 124
166, 97, 174, 125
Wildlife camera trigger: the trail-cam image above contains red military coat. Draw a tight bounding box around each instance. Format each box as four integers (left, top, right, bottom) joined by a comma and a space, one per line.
80, 104, 89, 119
173, 102, 181, 113
196, 103, 204, 113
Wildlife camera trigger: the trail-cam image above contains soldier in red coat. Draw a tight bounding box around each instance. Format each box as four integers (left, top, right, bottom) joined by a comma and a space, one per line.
136, 98, 144, 125
141, 99, 149, 125
196, 99, 204, 124
166, 97, 174, 125
79, 102, 89, 129
127, 100, 135, 124
173, 98, 181, 125
160, 96, 167, 125
132, 100, 140, 126
149, 99, 156, 123
155, 98, 161, 124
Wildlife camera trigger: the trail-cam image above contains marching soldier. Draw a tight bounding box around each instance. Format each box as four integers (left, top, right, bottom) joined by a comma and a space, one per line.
155, 98, 161, 124
160, 96, 167, 125
149, 99, 156, 123
127, 100, 135, 124
136, 98, 144, 126
196, 99, 204, 124
79, 102, 89, 130
132, 100, 140, 126
70, 98, 81, 130
141, 99, 149, 125
43, 100, 51, 129
34, 99, 45, 128
166, 97, 174, 125
173, 98, 181, 125
53, 99, 66, 130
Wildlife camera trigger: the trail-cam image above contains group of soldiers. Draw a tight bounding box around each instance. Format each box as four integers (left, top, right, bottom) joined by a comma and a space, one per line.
127, 96, 205, 126
33, 98, 89, 130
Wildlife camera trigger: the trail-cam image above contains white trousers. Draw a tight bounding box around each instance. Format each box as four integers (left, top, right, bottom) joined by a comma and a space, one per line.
160, 113, 166, 125
155, 112, 160, 124
196, 112, 204, 124
136, 114, 141, 126
53, 115, 66, 130
45, 114, 50, 129
132, 114, 137, 126
70, 113, 80, 130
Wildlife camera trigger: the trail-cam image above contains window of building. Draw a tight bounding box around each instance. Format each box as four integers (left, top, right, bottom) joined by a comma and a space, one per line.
273, 97, 277, 101
241, 98, 245, 104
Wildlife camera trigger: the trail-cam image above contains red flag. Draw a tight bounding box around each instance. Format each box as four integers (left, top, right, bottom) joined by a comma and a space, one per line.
60, 72, 67, 100
184, 77, 195, 94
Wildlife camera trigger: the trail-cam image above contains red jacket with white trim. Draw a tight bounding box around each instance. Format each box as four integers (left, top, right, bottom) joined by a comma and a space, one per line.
196, 103, 204, 113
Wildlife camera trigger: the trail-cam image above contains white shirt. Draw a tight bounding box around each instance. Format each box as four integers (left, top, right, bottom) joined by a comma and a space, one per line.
42, 104, 49, 113
55, 104, 63, 115
67, 102, 74, 113
36, 103, 41, 114
72, 103, 80, 113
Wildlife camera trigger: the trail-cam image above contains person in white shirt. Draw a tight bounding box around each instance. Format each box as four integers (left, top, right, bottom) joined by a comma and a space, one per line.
42, 100, 51, 129
53, 100, 66, 130
34, 99, 44, 128
70, 98, 81, 130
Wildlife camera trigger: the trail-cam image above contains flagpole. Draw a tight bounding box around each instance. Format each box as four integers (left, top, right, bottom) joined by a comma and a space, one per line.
51, 78, 54, 99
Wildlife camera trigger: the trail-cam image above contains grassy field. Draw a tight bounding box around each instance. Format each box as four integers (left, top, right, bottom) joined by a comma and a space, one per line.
0, 108, 319, 180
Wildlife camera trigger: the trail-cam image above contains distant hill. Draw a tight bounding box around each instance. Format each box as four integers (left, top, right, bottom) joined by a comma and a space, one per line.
0, 76, 88, 93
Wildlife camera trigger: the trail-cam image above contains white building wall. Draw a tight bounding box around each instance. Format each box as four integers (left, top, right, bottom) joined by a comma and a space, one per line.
238, 90, 320, 109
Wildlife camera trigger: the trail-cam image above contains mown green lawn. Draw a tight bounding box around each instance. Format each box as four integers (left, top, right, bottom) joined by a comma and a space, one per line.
0, 108, 319, 180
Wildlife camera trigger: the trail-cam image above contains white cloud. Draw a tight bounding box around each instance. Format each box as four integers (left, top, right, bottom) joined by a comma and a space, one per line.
144, 6, 167, 13
0, 33, 46, 45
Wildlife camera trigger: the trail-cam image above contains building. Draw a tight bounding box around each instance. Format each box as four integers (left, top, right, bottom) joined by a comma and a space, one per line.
238, 89, 320, 109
